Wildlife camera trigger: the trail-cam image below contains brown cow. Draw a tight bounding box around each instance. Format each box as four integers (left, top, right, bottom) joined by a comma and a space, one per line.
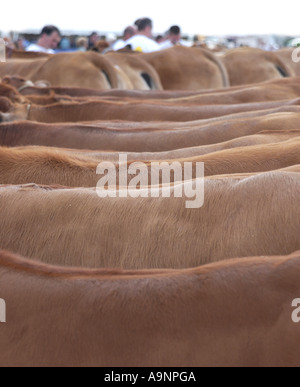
164, 76, 300, 105
105, 52, 163, 90
0, 83, 25, 104
275, 48, 300, 77
139, 139, 300, 184
0, 171, 299, 268
221, 47, 294, 86
7, 49, 51, 59
0, 139, 299, 186
3, 74, 300, 102
8, 129, 299, 163
20, 75, 300, 107
0, 97, 14, 113
0, 58, 49, 80
2, 76, 53, 95
70, 130, 300, 162
0, 81, 74, 106
141, 46, 230, 90
1, 249, 300, 367
0, 52, 119, 89
1, 109, 300, 151
2, 96, 300, 124
4, 75, 300, 109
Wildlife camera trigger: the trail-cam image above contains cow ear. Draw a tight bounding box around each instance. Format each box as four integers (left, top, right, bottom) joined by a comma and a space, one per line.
34, 80, 51, 88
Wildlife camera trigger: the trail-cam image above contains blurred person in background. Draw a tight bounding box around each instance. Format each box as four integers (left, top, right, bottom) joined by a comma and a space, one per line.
112, 26, 137, 51
155, 35, 164, 44
88, 32, 100, 50
76, 37, 88, 52
124, 18, 160, 52
26, 25, 61, 53
159, 26, 190, 50
15, 38, 25, 51
59, 37, 71, 51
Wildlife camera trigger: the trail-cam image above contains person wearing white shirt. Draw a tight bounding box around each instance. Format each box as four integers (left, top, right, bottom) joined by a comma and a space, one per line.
112, 26, 137, 51
124, 18, 160, 53
26, 25, 61, 54
159, 25, 190, 50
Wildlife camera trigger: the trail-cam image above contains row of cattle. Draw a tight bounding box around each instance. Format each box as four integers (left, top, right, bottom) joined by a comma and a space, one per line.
1, 46, 299, 91
0, 51, 299, 366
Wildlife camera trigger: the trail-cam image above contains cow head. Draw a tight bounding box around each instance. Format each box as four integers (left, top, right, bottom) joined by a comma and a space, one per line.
2, 76, 51, 93
2, 75, 29, 90
0, 81, 26, 104
0, 97, 12, 113
0, 97, 29, 123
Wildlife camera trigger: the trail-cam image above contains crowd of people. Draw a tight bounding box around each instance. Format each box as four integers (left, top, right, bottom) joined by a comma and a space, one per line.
3, 18, 192, 55
2, 18, 284, 56
110, 19, 190, 52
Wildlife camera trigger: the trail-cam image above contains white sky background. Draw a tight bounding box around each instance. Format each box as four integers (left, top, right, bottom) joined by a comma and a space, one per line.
1, 0, 300, 36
